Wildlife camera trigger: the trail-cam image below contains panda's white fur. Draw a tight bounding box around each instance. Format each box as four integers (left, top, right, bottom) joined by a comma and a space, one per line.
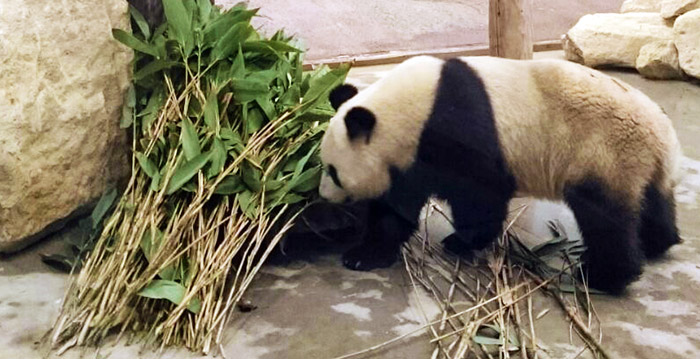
320, 56, 445, 202
321, 56, 681, 207
320, 55, 682, 294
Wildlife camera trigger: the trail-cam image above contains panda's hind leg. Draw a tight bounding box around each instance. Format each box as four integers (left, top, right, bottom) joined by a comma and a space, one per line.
639, 182, 681, 259
564, 179, 644, 294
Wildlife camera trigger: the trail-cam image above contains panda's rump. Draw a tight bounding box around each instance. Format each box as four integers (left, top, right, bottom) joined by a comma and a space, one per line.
467, 57, 671, 204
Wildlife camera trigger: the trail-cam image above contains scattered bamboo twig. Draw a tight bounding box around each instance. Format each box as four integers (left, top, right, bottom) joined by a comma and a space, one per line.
386, 200, 612, 359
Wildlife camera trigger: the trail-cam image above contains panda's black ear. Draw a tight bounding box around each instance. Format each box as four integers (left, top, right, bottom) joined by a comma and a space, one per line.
329, 84, 359, 110
345, 107, 375, 143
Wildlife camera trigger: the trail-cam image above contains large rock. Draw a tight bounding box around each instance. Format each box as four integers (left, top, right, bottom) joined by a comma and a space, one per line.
674, 9, 700, 79
621, 0, 662, 13
660, 0, 700, 19
635, 40, 684, 79
0, 0, 132, 252
563, 13, 674, 68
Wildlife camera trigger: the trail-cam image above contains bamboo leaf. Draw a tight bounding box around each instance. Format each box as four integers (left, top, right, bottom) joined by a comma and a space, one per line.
134, 60, 181, 81
126, 84, 136, 107
139, 88, 165, 131
293, 142, 319, 179
229, 46, 245, 78
290, 167, 321, 193
214, 175, 245, 194
90, 187, 117, 229
220, 127, 242, 146
245, 107, 264, 134
181, 117, 201, 161
241, 162, 262, 192
150, 171, 162, 191
203, 91, 219, 132
237, 190, 257, 219
166, 151, 212, 195
242, 40, 301, 56
255, 97, 275, 122
211, 23, 253, 61
231, 78, 269, 103
140, 227, 163, 262
121, 103, 133, 129
280, 193, 305, 205
112, 29, 158, 57
202, 8, 257, 45
207, 138, 226, 178
279, 84, 301, 107
138, 280, 200, 313
302, 63, 352, 107
197, 0, 214, 22
135, 152, 158, 178
264, 179, 284, 191
162, 0, 194, 55
129, 5, 151, 40
472, 336, 503, 346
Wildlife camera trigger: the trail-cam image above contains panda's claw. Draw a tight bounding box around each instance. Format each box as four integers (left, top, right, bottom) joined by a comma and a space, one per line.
442, 233, 476, 256
342, 244, 399, 271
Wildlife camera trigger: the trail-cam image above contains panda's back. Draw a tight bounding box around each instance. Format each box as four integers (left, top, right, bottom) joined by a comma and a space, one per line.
458, 56, 678, 200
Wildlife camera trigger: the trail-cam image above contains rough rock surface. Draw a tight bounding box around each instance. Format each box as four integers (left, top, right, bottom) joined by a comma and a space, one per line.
0, 0, 132, 252
660, 0, 700, 19
563, 13, 674, 68
621, 0, 663, 13
674, 9, 700, 79
635, 40, 684, 79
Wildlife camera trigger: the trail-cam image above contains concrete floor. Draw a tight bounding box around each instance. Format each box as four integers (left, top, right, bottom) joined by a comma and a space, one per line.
219, 0, 623, 62
2, 52, 700, 359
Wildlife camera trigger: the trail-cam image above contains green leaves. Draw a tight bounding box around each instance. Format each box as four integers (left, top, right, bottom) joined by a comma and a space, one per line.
163, 0, 194, 55
129, 5, 151, 40
166, 151, 213, 195
138, 280, 201, 313
41, 188, 119, 272
211, 23, 254, 61
112, 29, 158, 56
180, 116, 201, 161
91, 187, 118, 229
301, 63, 352, 107
113, 0, 351, 319
214, 175, 245, 194
202, 91, 220, 132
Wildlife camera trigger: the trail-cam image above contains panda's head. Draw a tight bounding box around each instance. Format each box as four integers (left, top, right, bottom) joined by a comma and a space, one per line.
318, 56, 444, 203
319, 83, 388, 203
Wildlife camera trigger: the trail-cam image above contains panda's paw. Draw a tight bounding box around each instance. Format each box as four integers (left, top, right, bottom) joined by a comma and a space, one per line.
342, 244, 398, 271
442, 233, 476, 257
581, 260, 642, 295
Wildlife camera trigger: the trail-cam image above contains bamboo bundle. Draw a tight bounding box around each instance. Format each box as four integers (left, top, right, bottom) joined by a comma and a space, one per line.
51, 1, 349, 353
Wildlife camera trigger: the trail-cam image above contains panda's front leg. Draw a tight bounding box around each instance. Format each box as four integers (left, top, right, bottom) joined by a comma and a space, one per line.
442, 191, 511, 257
341, 187, 431, 271
341, 199, 418, 270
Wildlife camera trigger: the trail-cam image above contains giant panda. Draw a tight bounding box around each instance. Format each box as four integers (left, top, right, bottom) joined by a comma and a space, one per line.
319, 55, 683, 294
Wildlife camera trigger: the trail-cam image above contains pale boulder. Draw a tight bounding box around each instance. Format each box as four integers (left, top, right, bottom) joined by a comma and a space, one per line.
563, 13, 673, 68
635, 41, 684, 79
0, 0, 132, 252
621, 0, 663, 13
660, 0, 700, 19
674, 9, 700, 79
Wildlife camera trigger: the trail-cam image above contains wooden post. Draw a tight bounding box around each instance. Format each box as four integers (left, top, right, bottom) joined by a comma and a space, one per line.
489, 0, 533, 59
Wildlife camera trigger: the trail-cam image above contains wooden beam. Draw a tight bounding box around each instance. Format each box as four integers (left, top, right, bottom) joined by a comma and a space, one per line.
303, 40, 561, 70
489, 0, 533, 59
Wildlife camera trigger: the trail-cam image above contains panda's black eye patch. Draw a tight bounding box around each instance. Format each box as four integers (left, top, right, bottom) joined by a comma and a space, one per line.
327, 165, 343, 188
329, 84, 359, 110
345, 107, 376, 144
